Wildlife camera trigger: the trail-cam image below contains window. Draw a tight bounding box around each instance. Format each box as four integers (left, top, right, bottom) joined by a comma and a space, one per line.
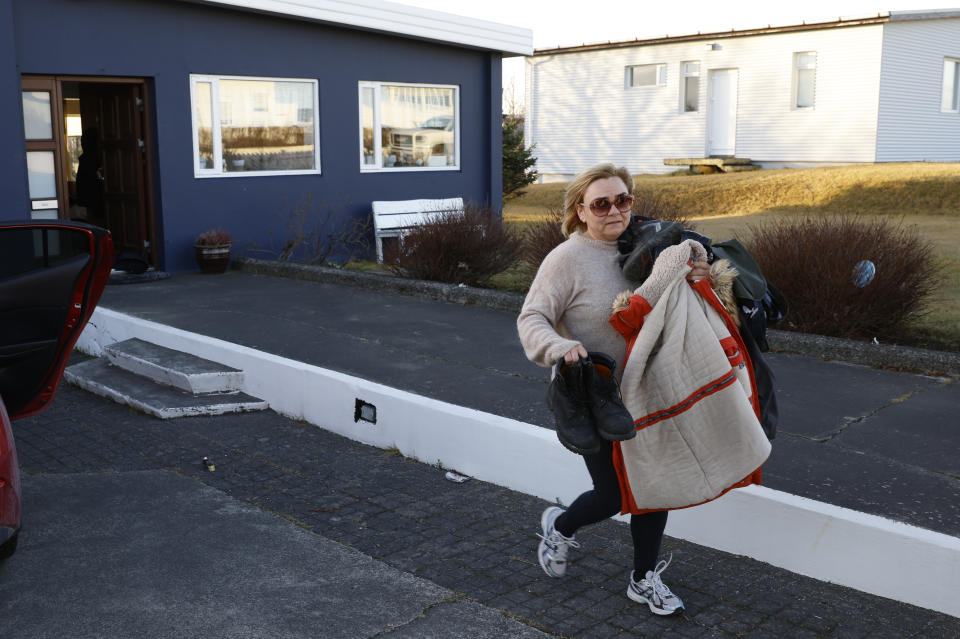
942, 58, 960, 112
626, 64, 667, 88
190, 75, 320, 177
794, 52, 817, 108
359, 82, 459, 171
682, 61, 700, 111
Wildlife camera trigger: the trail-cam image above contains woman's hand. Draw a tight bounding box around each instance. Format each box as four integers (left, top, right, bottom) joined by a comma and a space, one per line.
563, 344, 589, 365
686, 259, 710, 284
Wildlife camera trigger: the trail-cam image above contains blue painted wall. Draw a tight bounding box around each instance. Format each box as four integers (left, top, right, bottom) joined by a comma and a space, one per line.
6, 0, 503, 272
0, 2, 29, 214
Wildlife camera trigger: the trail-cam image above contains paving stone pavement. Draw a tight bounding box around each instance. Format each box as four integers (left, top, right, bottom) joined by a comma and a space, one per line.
13, 382, 960, 638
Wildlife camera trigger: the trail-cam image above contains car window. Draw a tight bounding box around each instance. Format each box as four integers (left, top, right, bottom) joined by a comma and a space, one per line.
0, 227, 92, 280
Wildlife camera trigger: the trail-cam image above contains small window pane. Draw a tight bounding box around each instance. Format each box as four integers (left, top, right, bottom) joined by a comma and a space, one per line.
682, 62, 700, 112
380, 86, 456, 168
942, 59, 959, 112
23, 91, 53, 140
219, 79, 316, 172
684, 76, 700, 112
26, 151, 57, 199
361, 87, 375, 166
195, 81, 214, 169
630, 65, 658, 87
797, 68, 815, 108
797, 52, 817, 67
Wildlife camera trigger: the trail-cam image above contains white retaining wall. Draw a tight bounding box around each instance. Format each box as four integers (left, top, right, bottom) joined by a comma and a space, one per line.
76, 308, 960, 618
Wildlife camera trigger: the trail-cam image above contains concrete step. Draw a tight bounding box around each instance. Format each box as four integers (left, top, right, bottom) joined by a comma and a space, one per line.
64, 358, 268, 419
106, 338, 243, 394
721, 164, 761, 172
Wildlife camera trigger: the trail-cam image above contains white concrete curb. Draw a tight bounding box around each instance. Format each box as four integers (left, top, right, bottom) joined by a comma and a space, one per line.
76, 307, 960, 619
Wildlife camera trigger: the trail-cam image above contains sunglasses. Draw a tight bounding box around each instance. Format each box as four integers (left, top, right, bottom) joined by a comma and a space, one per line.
582, 193, 635, 216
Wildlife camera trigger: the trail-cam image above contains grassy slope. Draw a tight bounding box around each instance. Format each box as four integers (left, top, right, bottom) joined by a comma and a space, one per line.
502, 164, 960, 352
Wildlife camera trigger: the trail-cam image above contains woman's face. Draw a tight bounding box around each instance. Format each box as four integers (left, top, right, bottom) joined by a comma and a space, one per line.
577, 177, 632, 242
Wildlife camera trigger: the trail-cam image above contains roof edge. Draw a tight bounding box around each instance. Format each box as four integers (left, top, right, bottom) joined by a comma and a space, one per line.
180, 0, 534, 56
533, 14, 890, 56
889, 9, 960, 21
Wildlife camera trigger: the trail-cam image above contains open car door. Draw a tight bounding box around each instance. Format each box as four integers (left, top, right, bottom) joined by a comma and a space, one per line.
0, 221, 114, 420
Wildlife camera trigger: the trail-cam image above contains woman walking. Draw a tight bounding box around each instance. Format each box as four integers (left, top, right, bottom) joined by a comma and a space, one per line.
517, 163, 710, 615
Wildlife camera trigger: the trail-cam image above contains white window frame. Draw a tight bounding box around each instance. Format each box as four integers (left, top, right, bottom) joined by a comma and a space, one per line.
189, 74, 321, 178
681, 61, 700, 112
358, 81, 461, 173
793, 52, 817, 109
625, 64, 667, 89
941, 57, 960, 113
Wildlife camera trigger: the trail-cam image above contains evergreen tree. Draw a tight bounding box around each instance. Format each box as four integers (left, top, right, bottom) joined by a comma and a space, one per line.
502, 114, 538, 200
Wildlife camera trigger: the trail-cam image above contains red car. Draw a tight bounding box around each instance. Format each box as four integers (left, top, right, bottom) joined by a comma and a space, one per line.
0, 221, 113, 560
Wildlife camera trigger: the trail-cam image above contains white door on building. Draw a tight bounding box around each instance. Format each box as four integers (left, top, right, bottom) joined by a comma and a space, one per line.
708, 69, 738, 156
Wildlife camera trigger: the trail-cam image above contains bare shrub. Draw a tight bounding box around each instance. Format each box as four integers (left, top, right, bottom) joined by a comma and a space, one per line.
633, 192, 696, 230
746, 215, 942, 341
385, 202, 521, 287
247, 194, 372, 265
518, 208, 564, 272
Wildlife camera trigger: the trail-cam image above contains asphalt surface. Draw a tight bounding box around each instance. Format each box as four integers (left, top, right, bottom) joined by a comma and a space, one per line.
2, 270, 959, 638
96, 271, 960, 537
6, 383, 960, 638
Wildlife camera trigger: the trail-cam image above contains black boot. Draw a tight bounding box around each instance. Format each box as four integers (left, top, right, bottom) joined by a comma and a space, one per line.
547, 358, 602, 455
584, 352, 636, 442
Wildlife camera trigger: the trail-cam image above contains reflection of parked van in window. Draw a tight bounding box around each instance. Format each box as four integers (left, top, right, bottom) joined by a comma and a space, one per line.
386, 115, 454, 166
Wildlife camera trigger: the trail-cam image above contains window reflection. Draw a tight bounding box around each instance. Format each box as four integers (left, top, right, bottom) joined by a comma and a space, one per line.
219, 79, 315, 172
22, 91, 53, 140
379, 86, 456, 168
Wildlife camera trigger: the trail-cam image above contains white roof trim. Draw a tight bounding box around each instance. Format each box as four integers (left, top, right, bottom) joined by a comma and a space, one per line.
181, 0, 533, 55
889, 9, 960, 21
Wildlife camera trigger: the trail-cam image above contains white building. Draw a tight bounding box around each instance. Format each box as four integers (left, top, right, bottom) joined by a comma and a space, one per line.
525, 10, 960, 179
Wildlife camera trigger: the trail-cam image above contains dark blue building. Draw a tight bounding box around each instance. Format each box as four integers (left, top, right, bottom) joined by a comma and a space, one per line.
1, 0, 531, 271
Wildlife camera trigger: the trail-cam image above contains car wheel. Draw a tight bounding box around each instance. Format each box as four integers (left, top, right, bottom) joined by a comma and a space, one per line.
0, 532, 18, 560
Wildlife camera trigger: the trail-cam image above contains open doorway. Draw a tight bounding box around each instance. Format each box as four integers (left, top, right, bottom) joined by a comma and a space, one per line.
21, 76, 157, 268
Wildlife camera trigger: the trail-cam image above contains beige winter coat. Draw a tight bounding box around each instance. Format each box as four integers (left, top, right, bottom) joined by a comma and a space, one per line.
608, 240, 771, 513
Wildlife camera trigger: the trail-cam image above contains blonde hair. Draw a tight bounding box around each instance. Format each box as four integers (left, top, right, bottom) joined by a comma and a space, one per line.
561, 163, 634, 237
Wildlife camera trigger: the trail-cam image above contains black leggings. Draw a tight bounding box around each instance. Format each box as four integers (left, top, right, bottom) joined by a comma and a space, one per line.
554, 440, 668, 575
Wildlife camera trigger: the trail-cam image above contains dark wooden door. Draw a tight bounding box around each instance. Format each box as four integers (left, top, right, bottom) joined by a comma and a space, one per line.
79, 84, 147, 259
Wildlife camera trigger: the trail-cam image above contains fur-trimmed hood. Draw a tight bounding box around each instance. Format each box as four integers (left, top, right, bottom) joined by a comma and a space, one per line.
612, 258, 740, 327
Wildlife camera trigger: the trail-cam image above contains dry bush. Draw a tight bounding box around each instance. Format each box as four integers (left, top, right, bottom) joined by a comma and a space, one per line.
633, 192, 696, 230
246, 194, 371, 265
746, 215, 942, 341
385, 203, 521, 287
518, 208, 564, 272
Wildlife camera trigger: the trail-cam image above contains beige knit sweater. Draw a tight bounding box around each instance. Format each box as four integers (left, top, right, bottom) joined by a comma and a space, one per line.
517, 232, 633, 376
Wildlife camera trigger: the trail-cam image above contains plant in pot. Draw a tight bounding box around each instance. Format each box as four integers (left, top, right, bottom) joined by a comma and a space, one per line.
194, 228, 233, 273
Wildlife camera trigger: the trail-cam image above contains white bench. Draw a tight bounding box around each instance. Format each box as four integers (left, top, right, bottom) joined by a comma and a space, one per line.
371, 197, 464, 263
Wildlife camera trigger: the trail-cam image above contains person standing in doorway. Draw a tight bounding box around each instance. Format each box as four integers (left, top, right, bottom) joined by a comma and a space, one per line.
76, 128, 105, 227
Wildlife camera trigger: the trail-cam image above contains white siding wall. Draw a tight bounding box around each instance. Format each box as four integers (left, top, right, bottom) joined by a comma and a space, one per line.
876, 18, 960, 161
527, 25, 884, 176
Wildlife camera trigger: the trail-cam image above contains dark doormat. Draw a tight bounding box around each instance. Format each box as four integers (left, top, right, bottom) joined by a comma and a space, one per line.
108, 270, 171, 285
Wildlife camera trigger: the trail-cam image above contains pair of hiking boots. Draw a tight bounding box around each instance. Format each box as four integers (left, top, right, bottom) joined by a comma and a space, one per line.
547, 352, 636, 455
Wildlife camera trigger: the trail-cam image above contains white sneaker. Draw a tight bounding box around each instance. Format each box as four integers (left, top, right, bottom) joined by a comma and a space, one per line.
627, 554, 684, 615
537, 506, 579, 578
